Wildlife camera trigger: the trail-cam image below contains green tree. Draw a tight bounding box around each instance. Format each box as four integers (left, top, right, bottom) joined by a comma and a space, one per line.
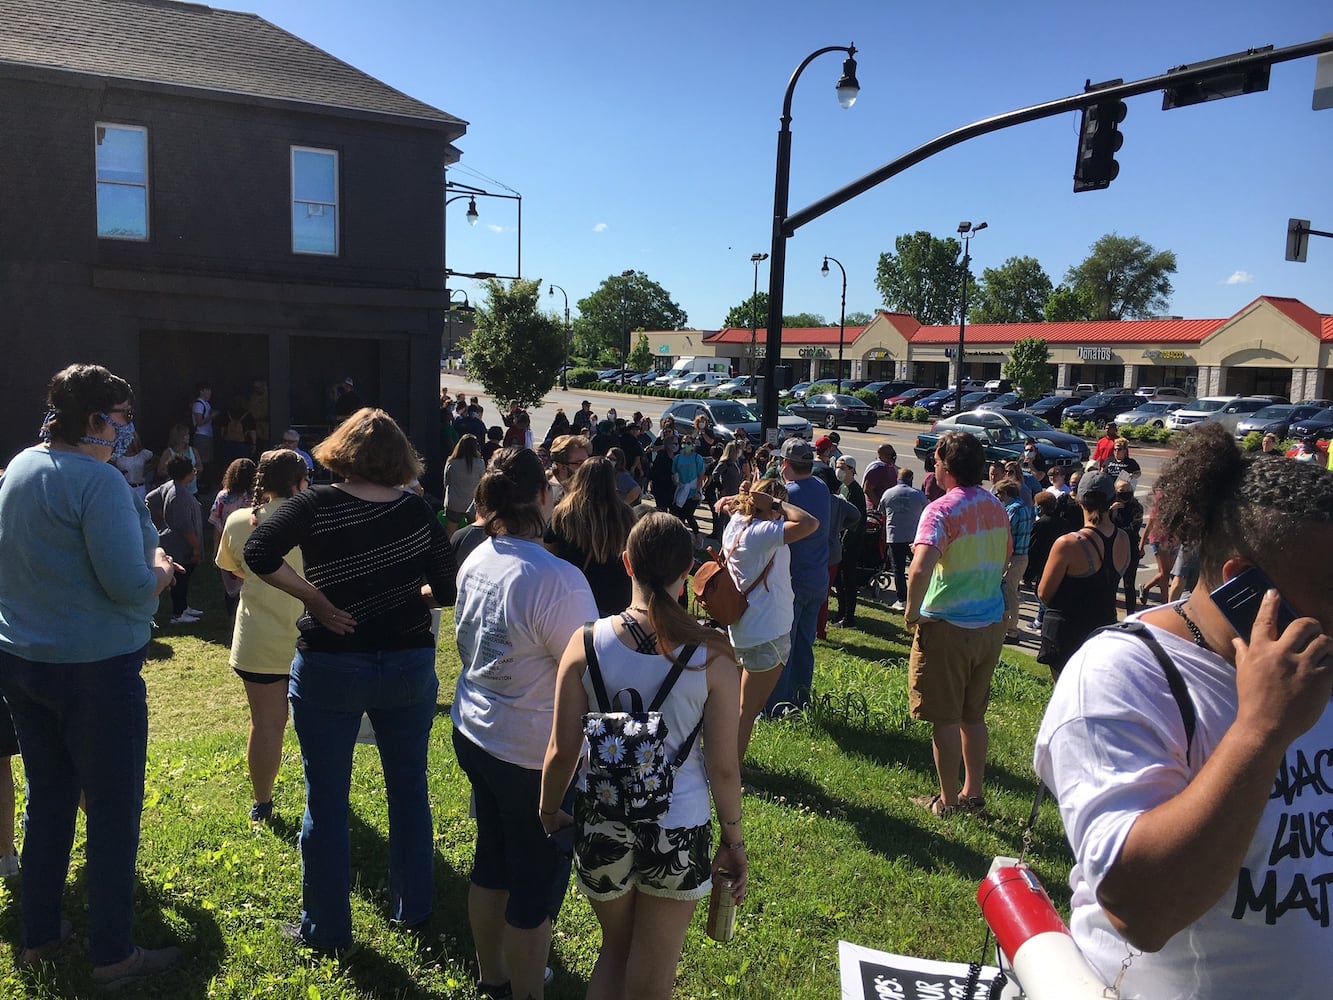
1002, 337, 1053, 400
1064, 233, 1178, 320
969, 256, 1053, 324
844, 310, 876, 325
464, 279, 566, 408
573, 270, 687, 359
721, 294, 827, 330
782, 312, 827, 327
874, 230, 966, 325
1044, 283, 1099, 322
628, 332, 653, 374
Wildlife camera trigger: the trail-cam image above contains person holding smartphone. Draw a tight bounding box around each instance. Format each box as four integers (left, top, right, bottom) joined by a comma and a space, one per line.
1033, 422, 1333, 998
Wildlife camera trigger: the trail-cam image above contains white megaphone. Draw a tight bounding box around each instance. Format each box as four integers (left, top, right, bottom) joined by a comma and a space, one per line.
977, 858, 1108, 1000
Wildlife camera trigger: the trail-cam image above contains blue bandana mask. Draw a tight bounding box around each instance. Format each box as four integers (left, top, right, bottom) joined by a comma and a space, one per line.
80, 413, 136, 460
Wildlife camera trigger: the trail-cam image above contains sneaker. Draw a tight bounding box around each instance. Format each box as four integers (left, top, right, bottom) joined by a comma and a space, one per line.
91, 944, 182, 990
168, 614, 201, 625
0, 853, 19, 878
184, 607, 203, 617
249, 801, 274, 823
16, 917, 72, 969
280, 921, 360, 961
889, 600, 906, 612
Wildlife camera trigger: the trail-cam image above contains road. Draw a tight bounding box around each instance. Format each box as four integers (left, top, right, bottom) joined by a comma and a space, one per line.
439, 372, 1170, 496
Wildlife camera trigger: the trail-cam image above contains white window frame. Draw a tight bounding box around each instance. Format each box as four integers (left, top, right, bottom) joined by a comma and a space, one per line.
94, 123, 150, 241
291, 146, 340, 256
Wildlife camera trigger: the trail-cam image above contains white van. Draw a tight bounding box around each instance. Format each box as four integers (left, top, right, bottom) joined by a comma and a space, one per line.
654, 356, 731, 386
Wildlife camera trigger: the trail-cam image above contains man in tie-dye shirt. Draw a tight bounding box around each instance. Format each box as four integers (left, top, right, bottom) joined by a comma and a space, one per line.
905, 431, 1011, 817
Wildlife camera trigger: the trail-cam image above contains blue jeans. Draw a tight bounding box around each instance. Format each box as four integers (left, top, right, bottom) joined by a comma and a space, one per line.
289, 646, 438, 949
765, 588, 824, 714
0, 646, 149, 966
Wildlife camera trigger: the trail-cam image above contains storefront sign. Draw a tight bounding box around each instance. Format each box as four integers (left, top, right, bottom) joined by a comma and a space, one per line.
867, 348, 892, 360
1077, 346, 1114, 361
945, 349, 1008, 358
1142, 349, 1190, 361
799, 347, 831, 359
657, 344, 670, 354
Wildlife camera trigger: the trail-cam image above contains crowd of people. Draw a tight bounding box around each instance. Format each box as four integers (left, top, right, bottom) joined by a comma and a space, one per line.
1, 368, 1331, 997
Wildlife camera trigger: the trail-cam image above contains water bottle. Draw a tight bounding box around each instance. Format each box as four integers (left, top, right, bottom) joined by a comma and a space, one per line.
706, 870, 736, 942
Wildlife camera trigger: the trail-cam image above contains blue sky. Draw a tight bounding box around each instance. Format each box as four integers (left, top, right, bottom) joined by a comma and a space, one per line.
246, 0, 1331, 329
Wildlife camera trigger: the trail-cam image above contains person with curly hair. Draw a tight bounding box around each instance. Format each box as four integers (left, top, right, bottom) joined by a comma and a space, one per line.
539, 513, 744, 1000
1035, 422, 1333, 997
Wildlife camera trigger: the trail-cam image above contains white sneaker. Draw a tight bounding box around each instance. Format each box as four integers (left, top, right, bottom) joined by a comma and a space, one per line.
169, 613, 201, 625
889, 601, 906, 612
0, 853, 19, 878
184, 607, 203, 616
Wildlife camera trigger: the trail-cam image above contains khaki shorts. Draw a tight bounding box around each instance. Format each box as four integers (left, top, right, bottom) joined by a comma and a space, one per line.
908, 619, 1006, 725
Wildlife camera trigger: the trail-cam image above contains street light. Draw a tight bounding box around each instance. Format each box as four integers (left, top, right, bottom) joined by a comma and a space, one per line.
820, 255, 847, 393
444, 289, 474, 369
953, 220, 987, 414
549, 283, 571, 389
762, 43, 859, 441
749, 252, 768, 378
619, 269, 635, 386
443, 175, 523, 282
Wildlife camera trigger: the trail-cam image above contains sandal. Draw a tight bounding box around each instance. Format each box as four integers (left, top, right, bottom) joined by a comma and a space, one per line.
958, 795, 987, 814
910, 793, 957, 817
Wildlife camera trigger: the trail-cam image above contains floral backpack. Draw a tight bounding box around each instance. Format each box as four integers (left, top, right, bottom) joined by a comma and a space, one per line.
581, 623, 702, 823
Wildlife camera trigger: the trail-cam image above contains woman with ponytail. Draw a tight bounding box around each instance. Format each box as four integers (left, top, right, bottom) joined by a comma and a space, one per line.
539, 512, 744, 1000
1035, 422, 1333, 996
215, 449, 309, 823
451, 446, 598, 1000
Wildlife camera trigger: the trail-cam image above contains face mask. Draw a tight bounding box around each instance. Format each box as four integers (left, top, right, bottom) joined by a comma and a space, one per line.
1024, 448, 1036, 457
81, 413, 136, 460
681, 444, 694, 453
837, 468, 853, 483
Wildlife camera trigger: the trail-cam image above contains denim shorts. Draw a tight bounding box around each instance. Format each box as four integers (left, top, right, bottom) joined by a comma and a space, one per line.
572, 795, 712, 902
451, 728, 572, 929
733, 634, 792, 673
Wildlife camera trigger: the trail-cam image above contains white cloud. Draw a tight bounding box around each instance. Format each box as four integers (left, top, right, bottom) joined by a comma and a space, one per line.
1224, 270, 1254, 285
593, 222, 608, 233
486, 224, 505, 233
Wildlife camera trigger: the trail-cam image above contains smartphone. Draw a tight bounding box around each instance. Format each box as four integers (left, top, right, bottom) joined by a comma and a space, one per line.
1210, 566, 1299, 640
547, 824, 575, 857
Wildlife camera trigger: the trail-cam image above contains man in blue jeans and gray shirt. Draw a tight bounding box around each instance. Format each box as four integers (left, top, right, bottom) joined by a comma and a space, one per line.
765, 437, 829, 714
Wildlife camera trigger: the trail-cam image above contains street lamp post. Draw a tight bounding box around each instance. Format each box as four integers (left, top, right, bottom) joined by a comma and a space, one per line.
443, 175, 523, 284
762, 44, 859, 441
748, 253, 768, 378
549, 283, 571, 390
953, 221, 988, 414
619, 269, 635, 386
820, 255, 847, 393
444, 289, 473, 369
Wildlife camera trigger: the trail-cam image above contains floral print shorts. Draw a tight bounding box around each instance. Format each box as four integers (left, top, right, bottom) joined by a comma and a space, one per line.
573, 794, 713, 901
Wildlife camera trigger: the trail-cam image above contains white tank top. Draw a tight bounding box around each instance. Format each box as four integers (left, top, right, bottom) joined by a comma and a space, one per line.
578, 616, 712, 829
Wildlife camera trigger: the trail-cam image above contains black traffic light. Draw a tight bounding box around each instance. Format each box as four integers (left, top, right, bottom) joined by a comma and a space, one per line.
1073, 98, 1127, 192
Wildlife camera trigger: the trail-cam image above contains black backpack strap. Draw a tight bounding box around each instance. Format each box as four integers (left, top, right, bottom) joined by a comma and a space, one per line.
647, 642, 700, 712
583, 622, 613, 713
1092, 621, 1196, 758
611, 687, 646, 714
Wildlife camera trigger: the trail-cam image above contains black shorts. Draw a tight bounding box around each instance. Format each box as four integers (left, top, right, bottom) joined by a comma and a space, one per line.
234, 669, 290, 686
0, 700, 19, 757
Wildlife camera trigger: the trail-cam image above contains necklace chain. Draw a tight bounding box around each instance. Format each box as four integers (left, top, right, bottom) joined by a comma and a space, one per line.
1174, 602, 1207, 648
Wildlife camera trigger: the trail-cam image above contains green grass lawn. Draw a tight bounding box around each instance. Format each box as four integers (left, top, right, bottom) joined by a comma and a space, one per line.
0, 570, 1074, 998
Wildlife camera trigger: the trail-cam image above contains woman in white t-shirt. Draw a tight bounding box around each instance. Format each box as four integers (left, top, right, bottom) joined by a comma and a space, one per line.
714, 478, 818, 759
113, 433, 154, 500
215, 449, 308, 823
451, 446, 598, 1000
540, 512, 745, 1000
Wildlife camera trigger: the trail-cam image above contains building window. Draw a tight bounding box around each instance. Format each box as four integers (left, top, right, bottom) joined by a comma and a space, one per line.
291, 147, 339, 255
95, 124, 149, 240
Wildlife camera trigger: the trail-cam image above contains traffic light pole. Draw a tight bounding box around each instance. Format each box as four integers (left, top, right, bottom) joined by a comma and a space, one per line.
781, 36, 1333, 236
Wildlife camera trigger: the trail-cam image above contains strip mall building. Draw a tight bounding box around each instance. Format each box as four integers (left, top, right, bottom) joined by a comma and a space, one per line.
643, 295, 1333, 400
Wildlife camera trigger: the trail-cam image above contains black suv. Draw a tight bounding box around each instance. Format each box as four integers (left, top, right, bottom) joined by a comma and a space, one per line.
1064, 392, 1141, 424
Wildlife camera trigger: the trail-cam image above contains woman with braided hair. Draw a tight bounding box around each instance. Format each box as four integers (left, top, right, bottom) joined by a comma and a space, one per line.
215, 448, 309, 823
1035, 422, 1333, 998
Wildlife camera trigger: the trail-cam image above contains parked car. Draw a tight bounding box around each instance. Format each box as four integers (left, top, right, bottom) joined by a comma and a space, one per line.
661, 399, 760, 443
668, 372, 729, 392
709, 375, 755, 398
1073, 383, 1102, 394
863, 380, 917, 403
1166, 396, 1238, 431
785, 392, 879, 431
786, 381, 813, 401
776, 404, 813, 440
913, 412, 1083, 467
1025, 394, 1089, 423
975, 392, 1027, 412
1133, 386, 1190, 401
917, 389, 960, 416
1114, 400, 1189, 429
630, 370, 662, 385
1201, 397, 1278, 435
1296, 398, 1333, 409
983, 378, 1013, 393
1289, 407, 1333, 442
885, 386, 938, 408
939, 391, 999, 417
1064, 391, 1142, 424
1232, 404, 1326, 440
